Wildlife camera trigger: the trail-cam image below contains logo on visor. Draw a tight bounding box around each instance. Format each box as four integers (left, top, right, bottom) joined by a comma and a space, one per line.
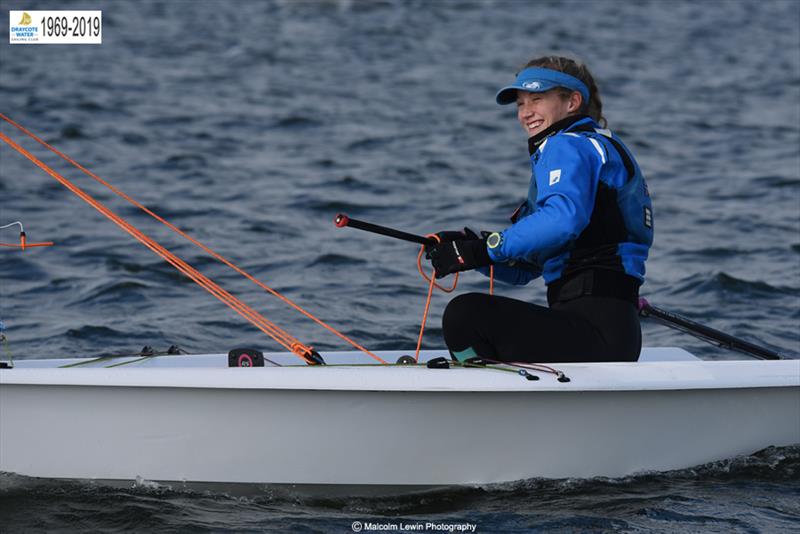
522, 81, 542, 90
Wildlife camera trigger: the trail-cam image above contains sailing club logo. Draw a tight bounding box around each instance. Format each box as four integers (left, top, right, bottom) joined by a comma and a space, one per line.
9, 11, 39, 41
9, 10, 102, 44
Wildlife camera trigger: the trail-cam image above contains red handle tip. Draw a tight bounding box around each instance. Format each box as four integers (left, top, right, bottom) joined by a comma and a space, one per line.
334, 213, 349, 228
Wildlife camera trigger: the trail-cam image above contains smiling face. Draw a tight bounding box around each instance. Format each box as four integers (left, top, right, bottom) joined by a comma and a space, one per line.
516, 89, 583, 137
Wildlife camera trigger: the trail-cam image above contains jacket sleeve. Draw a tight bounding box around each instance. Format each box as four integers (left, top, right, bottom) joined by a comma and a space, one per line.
476, 264, 538, 285
487, 134, 603, 264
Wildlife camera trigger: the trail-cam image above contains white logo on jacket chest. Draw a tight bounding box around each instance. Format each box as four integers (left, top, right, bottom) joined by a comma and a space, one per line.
549, 169, 561, 186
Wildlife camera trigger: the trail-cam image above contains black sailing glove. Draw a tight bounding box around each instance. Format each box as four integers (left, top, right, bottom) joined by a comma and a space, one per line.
431, 227, 481, 245
423, 227, 480, 259
425, 231, 493, 279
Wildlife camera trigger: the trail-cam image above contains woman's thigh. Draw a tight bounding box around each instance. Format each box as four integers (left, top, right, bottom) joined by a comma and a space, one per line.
442, 292, 609, 363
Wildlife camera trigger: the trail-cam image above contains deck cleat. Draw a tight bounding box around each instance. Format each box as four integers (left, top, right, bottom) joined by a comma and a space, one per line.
518, 369, 539, 381
305, 349, 326, 366
426, 357, 450, 369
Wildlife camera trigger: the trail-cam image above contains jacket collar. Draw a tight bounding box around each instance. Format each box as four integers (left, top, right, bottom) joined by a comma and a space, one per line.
528, 114, 593, 156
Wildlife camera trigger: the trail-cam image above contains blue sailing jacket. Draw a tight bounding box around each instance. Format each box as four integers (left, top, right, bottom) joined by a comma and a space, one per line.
485, 115, 653, 286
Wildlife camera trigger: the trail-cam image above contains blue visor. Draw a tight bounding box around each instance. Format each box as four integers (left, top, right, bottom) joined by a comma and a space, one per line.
496, 67, 590, 106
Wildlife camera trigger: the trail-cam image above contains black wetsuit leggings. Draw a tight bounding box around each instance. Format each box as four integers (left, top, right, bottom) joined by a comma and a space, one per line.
441, 292, 642, 363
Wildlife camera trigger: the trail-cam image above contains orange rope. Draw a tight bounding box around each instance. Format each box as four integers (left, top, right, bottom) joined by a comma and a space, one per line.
0, 131, 320, 364
0, 113, 386, 364
414, 269, 437, 362
1, 113, 496, 364
413, 236, 495, 360
0, 242, 54, 248
0, 222, 54, 250
413, 236, 458, 361
415, 240, 459, 294
0, 229, 54, 250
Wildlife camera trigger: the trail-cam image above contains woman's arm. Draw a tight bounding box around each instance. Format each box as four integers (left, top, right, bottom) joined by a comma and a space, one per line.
488, 134, 604, 264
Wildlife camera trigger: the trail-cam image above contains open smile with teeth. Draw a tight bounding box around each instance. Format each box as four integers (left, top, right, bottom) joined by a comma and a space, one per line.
527, 119, 544, 132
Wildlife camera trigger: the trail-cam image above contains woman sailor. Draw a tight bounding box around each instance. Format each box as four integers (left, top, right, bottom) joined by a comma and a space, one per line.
425, 56, 654, 363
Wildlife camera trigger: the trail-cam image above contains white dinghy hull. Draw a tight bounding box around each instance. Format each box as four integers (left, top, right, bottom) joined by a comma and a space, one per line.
1, 349, 798, 488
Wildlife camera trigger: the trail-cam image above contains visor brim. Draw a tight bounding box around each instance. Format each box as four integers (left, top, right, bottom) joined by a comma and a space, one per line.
495, 81, 560, 105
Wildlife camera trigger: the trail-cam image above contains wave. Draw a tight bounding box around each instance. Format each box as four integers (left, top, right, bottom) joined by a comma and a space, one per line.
69, 280, 153, 306
64, 325, 127, 340
290, 198, 392, 214
306, 174, 392, 194
669, 246, 770, 258
308, 253, 368, 267
157, 153, 208, 171
1, 445, 796, 509
753, 175, 800, 188
59, 124, 86, 140
271, 115, 321, 129
668, 272, 796, 298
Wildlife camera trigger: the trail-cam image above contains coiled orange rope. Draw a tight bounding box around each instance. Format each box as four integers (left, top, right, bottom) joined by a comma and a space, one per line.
412, 238, 494, 361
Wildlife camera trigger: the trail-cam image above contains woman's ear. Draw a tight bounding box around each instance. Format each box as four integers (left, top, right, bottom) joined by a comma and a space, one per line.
568, 91, 583, 113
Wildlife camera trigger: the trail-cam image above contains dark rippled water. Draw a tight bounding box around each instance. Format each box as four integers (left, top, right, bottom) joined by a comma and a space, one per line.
1, 0, 799, 532
1, 447, 798, 533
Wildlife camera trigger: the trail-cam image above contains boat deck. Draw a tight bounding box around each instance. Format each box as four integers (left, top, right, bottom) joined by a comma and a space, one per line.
2, 348, 798, 392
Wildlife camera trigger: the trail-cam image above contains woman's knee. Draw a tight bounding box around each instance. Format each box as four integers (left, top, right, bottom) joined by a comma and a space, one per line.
443, 293, 487, 329
442, 293, 490, 350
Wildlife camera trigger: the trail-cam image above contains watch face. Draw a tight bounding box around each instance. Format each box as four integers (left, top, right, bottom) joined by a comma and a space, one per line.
487, 232, 502, 249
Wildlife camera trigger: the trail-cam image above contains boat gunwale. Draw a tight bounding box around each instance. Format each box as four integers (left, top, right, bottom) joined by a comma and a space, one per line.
2, 359, 798, 392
